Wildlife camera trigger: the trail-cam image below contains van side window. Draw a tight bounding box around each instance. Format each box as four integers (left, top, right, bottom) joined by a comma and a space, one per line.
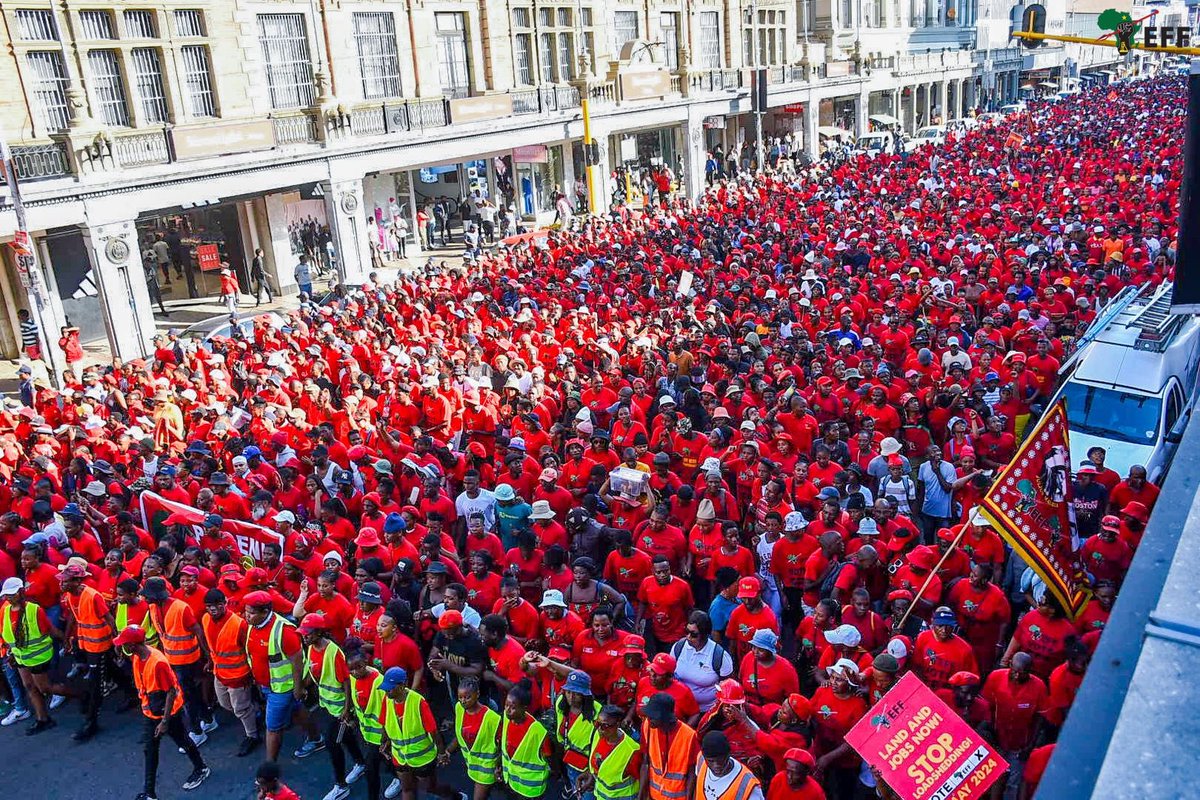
1166, 385, 1183, 436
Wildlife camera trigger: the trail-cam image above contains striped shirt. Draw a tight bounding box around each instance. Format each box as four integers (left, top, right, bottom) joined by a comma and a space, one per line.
19, 318, 38, 348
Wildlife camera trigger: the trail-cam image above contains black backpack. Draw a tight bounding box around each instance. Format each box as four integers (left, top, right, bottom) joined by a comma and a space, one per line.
672, 638, 729, 676
818, 559, 847, 600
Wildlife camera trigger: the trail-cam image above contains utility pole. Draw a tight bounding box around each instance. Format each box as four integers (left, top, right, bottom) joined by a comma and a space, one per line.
1, 138, 61, 387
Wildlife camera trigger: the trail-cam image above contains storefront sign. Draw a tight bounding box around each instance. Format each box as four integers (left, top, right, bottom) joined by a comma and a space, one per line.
170, 120, 276, 161
781, 104, 806, 114
619, 70, 671, 101
825, 60, 855, 77
845, 673, 1007, 800
196, 243, 221, 272
702, 116, 726, 129
513, 145, 549, 164
448, 94, 514, 124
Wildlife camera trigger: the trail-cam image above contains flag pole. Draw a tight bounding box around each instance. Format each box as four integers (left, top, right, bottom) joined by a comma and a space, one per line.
896, 525, 967, 630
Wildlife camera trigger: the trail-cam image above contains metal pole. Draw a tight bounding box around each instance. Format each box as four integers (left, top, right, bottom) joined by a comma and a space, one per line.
1, 138, 61, 387
1171, 58, 1200, 313
580, 92, 600, 214
755, 77, 765, 173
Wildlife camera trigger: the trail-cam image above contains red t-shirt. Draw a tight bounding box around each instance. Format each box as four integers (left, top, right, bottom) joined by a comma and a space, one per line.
981, 669, 1049, 751
771, 536, 819, 588
634, 677, 699, 721
912, 631, 978, 691
307, 642, 349, 684
541, 610, 585, 648
604, 548, 654, 596
304, 594, 356, 642
573, 630, 630, 693
767, 773, 826, 800
809, 686, 867, 766
488, 636, 528, 684
374, 632, 422, 673
637, 576, 694, 642
739, 653, 800, 707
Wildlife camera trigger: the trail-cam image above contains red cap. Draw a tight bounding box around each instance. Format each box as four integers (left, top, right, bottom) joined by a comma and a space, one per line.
467, 442, 487, 457
1100, 515, 1121, 531
355, 529, 382, 548
622, 635, 646, 655
647, 653, 677, 675
438, 610, 464, 630
948, 671, 980, 687
907, 545, 940, 571
113, 625, 147, 646
783, 748, 816, 768
242, 590, 274, 608
887, 589, 914, 603
785, 693, 813, 721
348, 446, 368, 461
1121, 501, 1149, 522
736, 576, 761, 599
298, 614, 329, 635
936, 527, 958, 543
716, 680, 745, 705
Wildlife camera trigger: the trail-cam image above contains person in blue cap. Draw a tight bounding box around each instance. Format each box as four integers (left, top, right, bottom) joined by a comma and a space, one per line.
555, 670, 601, 798
377, 666, 456, 800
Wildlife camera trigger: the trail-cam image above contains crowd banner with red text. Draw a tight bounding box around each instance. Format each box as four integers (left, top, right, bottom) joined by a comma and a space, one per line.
846, 672, 1007, 800
978, 400, 1089, 618
138, 490, 283, 567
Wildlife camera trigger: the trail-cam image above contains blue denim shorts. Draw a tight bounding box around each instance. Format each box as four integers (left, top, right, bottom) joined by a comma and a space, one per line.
262, 686, 299, 732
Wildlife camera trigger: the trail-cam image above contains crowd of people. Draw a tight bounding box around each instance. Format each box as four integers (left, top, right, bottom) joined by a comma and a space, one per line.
0, 75, 1182, 800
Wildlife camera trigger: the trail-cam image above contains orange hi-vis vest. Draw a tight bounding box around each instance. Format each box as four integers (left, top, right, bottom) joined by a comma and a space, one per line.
67, 585, 113, 653
151, 599, 201, 665
133, 646, 185, 720
201, 611, 250, 684
643, 719, 698, 800
694, 758, 761, 800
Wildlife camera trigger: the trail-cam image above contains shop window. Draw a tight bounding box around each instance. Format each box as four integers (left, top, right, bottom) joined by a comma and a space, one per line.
257, 13, 316, 109
353, 12, 402, 99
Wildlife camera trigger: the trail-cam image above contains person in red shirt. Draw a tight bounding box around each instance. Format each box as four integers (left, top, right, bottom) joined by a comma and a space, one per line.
571, 606, 629, 695
636, 556, 695, 651
464, 553, 503, 615
480, 613, 530, 698
725, 577, 780, 663
1107, 466, 1160, 515
1080, 515, 1133, 585
633, 653, 700, 726
739, 629, 799, 725
767, 748, 826, 800
604, 531, 655, 598
373, 610, 424, 684
633, 507, 688, 574
255, 761, 302, 800
809, 660, 868, 788
172, 565, 208, 617
1002, 595, 1078, 680
912, 606, 979, 691
981, 653, 1049, 778
492, 577, 540, 643
946, 564, 1011, 678
294, 571, 356, 643
297, 614, 367, 795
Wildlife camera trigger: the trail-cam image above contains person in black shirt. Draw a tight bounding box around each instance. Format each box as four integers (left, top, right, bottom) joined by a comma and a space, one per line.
1072, 465, 1109, 540
428, 609, 487, 699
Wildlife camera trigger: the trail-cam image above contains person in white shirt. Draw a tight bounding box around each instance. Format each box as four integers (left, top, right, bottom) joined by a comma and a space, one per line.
696, 732, 763, 800
671, 612, 733, 712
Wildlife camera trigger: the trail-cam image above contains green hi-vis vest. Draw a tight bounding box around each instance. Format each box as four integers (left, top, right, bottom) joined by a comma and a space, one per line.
1, 602, 52, 668
455, 703, 501, 785
383, 691, 436, 768
501, 715, 550, 798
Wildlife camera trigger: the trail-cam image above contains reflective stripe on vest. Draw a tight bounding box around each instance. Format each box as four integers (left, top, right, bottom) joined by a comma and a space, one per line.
556, 700, 601, 756
134, 647, 185, 720
501, 716, 550, 798
1, 602, 52, 668
116, 603, 159, 647
156, 600, 200, 664
383, 692, 436, 768
202, 612, 249, 684
311, 642, 346, 715
644, 720, 698, 800
266, 615, 296, 694
351, 671, 385, 745
455, 703, 501, 785
593, 731, 641, 800
694, 760, 761, 800
70, 586, 113, 652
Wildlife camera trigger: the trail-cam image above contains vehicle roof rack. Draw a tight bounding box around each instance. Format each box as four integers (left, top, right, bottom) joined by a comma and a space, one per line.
1123, 283, 1185, 352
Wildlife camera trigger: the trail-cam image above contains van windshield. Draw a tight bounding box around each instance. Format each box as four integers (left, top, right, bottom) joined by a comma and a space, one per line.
1060, 383, 1161, 444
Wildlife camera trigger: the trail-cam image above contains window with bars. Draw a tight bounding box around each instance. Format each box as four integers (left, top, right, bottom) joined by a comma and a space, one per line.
612, 10, 638, 56
435, 12, 470, 96
174, 9, 205, 37
25, 51, 70, 131
756, 10, 787, 64
124, 10, 157, 38
79, 10, 116, 40
181, 44, 216, 116
257, 13, 315, 109
699, 12, 721, 68
532, 7, 582, 82
131, 47, 168, 123
87, 49, 130, 126
538, 32, 554, 83
352, 12, 401, 99
512, 8, 533, 85
15, 9, 57, 41
660, 12, 679, 68
556, 32, 574, 81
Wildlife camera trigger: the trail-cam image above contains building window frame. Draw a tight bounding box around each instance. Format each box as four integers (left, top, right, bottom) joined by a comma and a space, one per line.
256, 13, 316, 110
352, 11, 402, 99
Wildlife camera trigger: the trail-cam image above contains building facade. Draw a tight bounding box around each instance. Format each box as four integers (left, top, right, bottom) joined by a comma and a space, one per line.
0, 0, 1024, 368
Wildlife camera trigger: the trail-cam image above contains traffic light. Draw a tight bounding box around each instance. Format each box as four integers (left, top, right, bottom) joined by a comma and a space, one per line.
584, 140, 600, 166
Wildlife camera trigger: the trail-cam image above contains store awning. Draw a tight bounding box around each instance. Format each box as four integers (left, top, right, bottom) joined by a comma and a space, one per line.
869, 114, 901, 126
817, 126, 852, 139
1038, 81, 1059, 88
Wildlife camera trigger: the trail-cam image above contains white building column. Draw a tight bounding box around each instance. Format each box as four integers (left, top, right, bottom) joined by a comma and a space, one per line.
804, 103, 820, 159
856, 89, 870, 136
78, 215, 156, 361
321, 178, 371, 284
681, 111, 707, 199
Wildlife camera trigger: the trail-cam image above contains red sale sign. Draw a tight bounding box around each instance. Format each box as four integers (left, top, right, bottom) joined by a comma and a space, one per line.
196, 243, 221, 272
138, 490, 284, 567
845, 672, 1007, 800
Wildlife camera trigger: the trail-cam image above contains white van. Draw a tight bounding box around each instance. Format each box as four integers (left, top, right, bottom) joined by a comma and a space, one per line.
1049, 283, 1200, 483
905, 125, 947, 151
855, 132, 898, 157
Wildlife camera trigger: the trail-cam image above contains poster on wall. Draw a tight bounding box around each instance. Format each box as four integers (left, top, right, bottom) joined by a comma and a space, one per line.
284, 199, 329, 257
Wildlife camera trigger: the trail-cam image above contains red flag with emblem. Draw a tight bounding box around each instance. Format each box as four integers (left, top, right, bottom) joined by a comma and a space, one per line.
979, 400, 1088, 618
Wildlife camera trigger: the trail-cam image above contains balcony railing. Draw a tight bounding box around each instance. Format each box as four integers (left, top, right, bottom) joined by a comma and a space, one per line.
272, 111, 319, 145
112, 129, 170, 167
2, 142, 72, 182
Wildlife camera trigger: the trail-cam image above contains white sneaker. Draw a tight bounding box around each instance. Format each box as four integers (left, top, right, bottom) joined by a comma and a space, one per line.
322, 785, 351, 800
179, 730, 208, 752
201, 719, 219, 734
1, 708, 30, 726
345, 763, 366, 784
48, 695, 66, 711
384, 778, 403, 799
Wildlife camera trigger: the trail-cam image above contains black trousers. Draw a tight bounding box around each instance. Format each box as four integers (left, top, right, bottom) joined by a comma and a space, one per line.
320, 707, 365, 785
143, 713, 205, 796
172, 663, 212, 734
363, 732, 386, 800
82, 650, 134, 724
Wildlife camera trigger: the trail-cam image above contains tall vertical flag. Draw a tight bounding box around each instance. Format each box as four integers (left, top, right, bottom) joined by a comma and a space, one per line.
979, 400, 1089, 618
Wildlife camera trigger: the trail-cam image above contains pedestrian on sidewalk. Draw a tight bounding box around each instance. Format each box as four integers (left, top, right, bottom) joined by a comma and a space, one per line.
58, 325, 84, 380
294, 255, 314, 298
143, 256, 169, 315
113, 625, 211, 800
220, 266, 241, 315
251, 249, 273, 307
